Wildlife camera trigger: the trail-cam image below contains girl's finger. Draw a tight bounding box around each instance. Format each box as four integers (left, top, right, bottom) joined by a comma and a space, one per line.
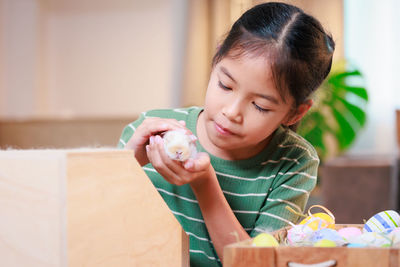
131, 118, 189, 149
148, 135, 186, 185
141, 119, 183, 136
184, 152, 210, 172
154, 135, 189, 177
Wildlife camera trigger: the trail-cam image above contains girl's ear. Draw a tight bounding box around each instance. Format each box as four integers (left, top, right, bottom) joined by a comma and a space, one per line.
284, 99, 313, 126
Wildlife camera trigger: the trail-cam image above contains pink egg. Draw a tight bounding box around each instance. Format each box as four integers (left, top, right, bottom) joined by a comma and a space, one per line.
338, 227, 362, 241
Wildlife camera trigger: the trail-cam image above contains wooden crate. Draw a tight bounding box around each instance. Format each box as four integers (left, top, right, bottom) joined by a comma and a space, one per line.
224, 224, 400, 267
0, 149, 188, 267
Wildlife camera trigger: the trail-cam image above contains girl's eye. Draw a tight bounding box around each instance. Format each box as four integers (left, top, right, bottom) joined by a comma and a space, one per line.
218, 81, 231, 91
253, 102, 269, 113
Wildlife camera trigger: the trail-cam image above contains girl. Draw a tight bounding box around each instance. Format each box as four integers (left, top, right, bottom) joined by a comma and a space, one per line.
118, 2, 334, 266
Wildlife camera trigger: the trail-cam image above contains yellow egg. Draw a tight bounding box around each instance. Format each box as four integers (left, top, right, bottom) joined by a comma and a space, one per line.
252, 233, 279, 247
313, 239, 336, 247
299, 213, 335, 231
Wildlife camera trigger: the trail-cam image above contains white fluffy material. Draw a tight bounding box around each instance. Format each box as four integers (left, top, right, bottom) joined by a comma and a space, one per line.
163, 130, 197, 161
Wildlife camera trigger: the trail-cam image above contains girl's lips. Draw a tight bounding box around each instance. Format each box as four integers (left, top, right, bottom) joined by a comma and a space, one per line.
215, 122, 234, 136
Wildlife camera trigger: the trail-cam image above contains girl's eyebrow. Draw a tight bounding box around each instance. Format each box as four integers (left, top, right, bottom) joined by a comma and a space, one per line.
220, 66, 236, 83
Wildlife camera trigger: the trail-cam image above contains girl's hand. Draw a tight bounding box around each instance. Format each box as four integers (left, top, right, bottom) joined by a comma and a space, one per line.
146, 134, 212, 186
125, 118, 190, 166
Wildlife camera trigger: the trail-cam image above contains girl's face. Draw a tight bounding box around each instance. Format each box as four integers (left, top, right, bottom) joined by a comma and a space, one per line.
197, 55, 300, 160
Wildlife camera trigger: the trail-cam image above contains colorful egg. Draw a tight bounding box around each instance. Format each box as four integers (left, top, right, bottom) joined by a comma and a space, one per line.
299, 212, 335, 231
390, 227, 400, 234
338, 227, 362, 241
363, 210, 400, 234
252, 233, 279, 247
351, 232, 392, 247
313, 239, 336, 247
309, 228, 344, 245
388, 228, 400, 245
287, 225, 311, 245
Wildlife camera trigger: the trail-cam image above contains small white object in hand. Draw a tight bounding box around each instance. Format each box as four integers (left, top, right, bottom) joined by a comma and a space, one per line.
163, 130, 197, 161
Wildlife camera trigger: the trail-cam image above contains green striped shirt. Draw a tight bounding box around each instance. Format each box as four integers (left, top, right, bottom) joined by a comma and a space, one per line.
118, 106, 318, 267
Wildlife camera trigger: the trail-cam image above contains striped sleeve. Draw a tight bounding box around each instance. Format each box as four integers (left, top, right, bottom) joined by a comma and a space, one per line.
250, 146, 319, 236
117, 107, 198, 149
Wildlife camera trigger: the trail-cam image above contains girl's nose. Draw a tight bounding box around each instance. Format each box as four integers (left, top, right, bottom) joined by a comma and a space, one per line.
222, 101, 243, 123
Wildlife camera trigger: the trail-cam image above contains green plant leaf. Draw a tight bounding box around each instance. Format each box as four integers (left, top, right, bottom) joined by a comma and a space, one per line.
340, 86, 368, 101
332, 108, 356, 150
336, 97, 367, 126
328, 80, 368, 101
303, 126, 326, 158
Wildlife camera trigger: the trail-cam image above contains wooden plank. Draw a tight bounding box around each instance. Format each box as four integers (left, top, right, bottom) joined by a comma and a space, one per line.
0, 150, 67, 267
223, 246, 275, 267
66, 150, 189, 266
276, 247, 346, 267
224, 239, 275, 267
0, 149, 188, 267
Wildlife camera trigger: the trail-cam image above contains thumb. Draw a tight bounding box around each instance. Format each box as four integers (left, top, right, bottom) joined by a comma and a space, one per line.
184, 152, 210, 172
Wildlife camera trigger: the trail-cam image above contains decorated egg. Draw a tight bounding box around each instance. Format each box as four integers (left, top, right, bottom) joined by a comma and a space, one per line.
252, 233, 279, 247
390, 227, 400, 234
313, 239, 336, 247
350, 232, 392, 247
299, 213, 335, 231
338, 227, 362, 241
163, 130, 197, 161
287, 225, 312, 245
298, 205, 335, 232
363, 210, 400, 234
388, 228, 400, 245
309, 228, 344, 245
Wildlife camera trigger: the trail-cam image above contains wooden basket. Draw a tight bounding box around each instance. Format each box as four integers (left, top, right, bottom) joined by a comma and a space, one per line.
224, 224, 400, 267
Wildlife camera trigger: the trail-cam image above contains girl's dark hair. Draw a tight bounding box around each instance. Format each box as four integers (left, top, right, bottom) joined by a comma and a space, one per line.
212, 2, 335, 120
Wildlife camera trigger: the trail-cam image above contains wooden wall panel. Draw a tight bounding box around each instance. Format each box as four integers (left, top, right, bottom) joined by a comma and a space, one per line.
0, 117, 134, 149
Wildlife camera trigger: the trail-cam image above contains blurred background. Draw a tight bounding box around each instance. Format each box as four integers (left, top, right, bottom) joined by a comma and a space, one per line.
0, 0, 399, 154
0, 0, 400, 222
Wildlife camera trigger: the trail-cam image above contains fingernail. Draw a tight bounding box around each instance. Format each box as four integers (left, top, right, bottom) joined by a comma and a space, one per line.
184, 160, 193, 169
179, 120, 186, 125
146, 145, 149, 152
150, 136, 154, 144
190, 135, 197, 141
155, 135, 162, 144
